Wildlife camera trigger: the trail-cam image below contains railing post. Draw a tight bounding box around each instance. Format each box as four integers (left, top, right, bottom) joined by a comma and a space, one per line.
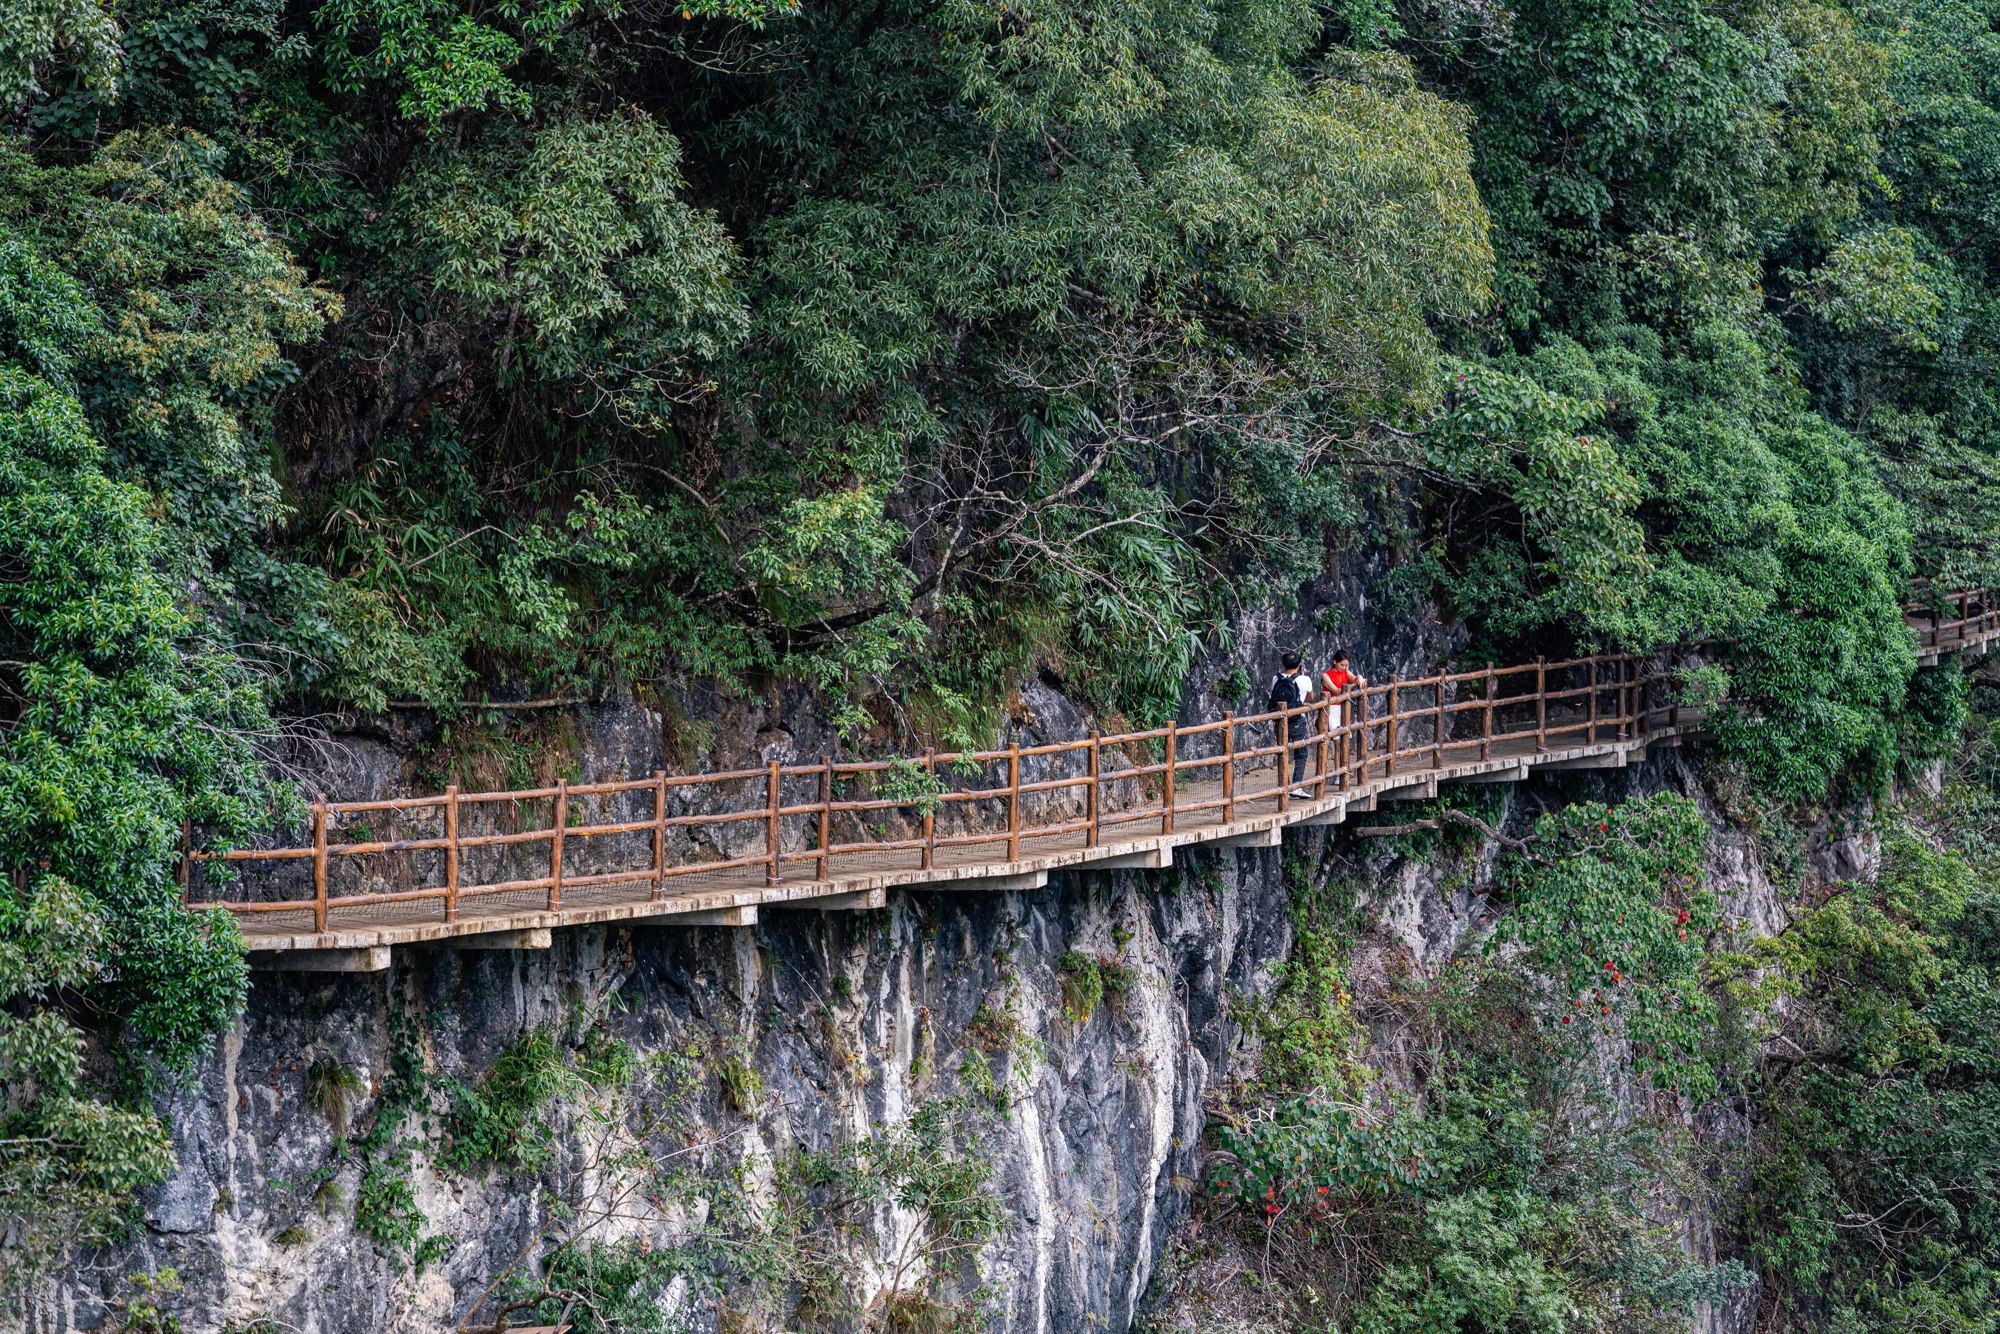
1587, 657, 1599, 743
1481, 666, 1494, 760
1087, 731, 1101, 848
765, 760, 781, 888
651, 771, 666, 900
921, 752, 936, 871
444, 784, 460, 921
1432, 679, 1445, 769
1336, 694, 1350, 789
1624, 657, 1636, 738
1223, 712, 1236, 821
312, 799, 328, 933
1007, 743, 1021, 861
1619, 658, 1629, 733
1385, 685, 1399, 777
1278, 704, 1292, 812
550, 779, 567, 910
178, 820, 192, 905
1163, 722, 1177, 834
1317, 697, 1332, 798
1536, 658, 1548, 751
1355, 688, 1369, 785
1669, 648, 1681, 729
818, 756, 833, 880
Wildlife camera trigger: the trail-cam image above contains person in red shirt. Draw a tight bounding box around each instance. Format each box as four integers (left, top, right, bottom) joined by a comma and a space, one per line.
1320, 651, 1366, 789
1321, 651, 1367, 722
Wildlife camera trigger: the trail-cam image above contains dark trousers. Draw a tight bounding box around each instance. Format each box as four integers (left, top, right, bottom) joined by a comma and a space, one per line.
1286, 713, 1316, 788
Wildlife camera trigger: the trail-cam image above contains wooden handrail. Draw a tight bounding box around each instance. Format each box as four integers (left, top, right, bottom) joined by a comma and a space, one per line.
183, 592, 2000, 923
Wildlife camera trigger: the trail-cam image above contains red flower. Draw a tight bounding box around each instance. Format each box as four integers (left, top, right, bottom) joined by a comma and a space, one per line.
1318, 1186, 1328, 1195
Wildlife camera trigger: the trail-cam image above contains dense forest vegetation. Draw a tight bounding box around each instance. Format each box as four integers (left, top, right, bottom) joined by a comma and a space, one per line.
6, 0, 2000, 1327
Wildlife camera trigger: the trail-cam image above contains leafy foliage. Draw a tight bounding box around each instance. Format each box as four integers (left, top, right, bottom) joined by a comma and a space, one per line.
1215, 1093, 1438, 1217
1206, 862, 1746, 1334
0, 877, 173, 1297
1492, 795, 1722, 1098
16, 0, 1502, 735
1389, 0, 1995, 796
440, 1027, 579, 1174
0, 0, 117, 106
0, 231, 296, 1294
0, 93, 344, 1288
8, 0, 1988, 785
1745, 766, 2000, 1330
1248, 860, 1368, 1094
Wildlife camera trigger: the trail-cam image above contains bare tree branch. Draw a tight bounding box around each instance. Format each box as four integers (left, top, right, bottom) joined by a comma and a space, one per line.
1352, 808, 1538, 855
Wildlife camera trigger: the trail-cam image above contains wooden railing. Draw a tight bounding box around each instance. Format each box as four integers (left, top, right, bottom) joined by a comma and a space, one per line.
1913, 584, 2000, 653
187, 590, 2000, 932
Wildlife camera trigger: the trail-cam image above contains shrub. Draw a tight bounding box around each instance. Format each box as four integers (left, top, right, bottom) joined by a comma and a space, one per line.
440, 1028, 577, 1174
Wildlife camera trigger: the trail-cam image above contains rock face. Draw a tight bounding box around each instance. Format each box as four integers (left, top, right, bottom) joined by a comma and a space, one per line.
26, 582, 1844, 1334
34, 749, 1827, 1334
31, 846, 1302, 1334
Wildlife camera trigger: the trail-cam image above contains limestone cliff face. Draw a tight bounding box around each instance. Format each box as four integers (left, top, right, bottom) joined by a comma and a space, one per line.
34, 748, 1849, 1334
23, 582, 1867, 1334
30, 847, 1301, 1334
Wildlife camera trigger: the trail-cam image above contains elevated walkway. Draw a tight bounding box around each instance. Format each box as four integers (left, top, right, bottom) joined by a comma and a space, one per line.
187, 593, 1999, 970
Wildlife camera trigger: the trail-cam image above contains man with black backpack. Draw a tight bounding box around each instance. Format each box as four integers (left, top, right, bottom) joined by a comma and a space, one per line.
1268, 651, 1317, 798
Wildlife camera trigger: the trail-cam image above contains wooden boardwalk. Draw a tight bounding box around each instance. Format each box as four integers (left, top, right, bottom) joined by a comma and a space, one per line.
196, 593, 2000, 969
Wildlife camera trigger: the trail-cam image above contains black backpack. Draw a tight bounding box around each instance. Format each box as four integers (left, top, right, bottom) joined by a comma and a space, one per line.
1267, 672, 1302, 709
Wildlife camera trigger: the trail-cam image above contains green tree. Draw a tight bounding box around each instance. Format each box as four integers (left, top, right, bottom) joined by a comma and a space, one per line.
0, 344, 272, 1294
0, 0, 118, 106
1747, 830, 2000, 1331
0, 121, 328, 1297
